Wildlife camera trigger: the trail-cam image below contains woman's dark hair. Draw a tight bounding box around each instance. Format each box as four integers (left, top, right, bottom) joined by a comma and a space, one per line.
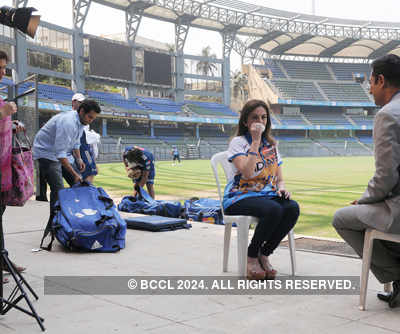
371, 54, 400, 88
78, 99, 101, 114
235, 99, 275, 145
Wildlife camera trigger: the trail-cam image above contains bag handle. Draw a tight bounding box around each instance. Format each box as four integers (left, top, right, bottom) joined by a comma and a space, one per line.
97, 187, 115, 210
72, 181, 92, 188
40, 210, 57, 251
95, 214, 112, 226
13, 128, 32, 150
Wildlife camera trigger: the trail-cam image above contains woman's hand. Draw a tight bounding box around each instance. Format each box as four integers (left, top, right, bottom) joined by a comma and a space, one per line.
0, 102, 17, 119
12, 120, 25, 133
249, 123, 264, 143
277, 188, 291, 199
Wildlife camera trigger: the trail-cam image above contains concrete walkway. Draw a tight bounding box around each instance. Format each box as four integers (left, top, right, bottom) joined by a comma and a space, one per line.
0, 200, 399, 333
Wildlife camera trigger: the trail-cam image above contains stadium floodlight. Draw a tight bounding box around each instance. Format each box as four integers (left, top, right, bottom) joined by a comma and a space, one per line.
0, 6, 40, 38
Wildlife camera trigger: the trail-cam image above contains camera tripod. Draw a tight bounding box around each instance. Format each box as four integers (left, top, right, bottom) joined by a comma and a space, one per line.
0, 217, 45, 331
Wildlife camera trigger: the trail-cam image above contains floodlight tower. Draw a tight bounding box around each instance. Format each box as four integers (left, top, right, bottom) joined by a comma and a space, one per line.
72, 0, 91, 93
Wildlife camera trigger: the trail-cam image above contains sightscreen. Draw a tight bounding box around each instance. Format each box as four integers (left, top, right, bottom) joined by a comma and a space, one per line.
144, 51, 172, 86
89, 38, 132, 81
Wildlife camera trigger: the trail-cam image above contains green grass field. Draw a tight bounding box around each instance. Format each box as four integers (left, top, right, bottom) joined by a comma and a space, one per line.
94, 156, 375, 239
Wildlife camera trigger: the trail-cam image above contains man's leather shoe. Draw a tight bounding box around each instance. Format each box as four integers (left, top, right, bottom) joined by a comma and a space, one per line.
378, 280, 400, 308
377, 291, 392, 303
389, 280, 400, 308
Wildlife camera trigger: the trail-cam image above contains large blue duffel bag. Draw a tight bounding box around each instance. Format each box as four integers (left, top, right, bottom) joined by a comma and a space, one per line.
184, 198, 224, 225
40, 182, 126, 252
118, 187, 182, 218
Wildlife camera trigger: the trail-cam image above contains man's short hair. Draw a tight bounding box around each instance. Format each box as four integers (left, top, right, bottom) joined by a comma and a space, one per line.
124, 148, 145, 169
371, 54, 400, 88
78, 99, 101, 114
0, 50, 9, 62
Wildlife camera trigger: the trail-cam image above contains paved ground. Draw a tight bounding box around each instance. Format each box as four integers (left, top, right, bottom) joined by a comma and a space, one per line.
0, 200, 399, 334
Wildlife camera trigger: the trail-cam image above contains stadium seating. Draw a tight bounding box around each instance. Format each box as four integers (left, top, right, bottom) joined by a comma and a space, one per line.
185, 100, 238, 117
271, 80, 324, 101
256, 60, 373, 104
276, 137, 334, 157
280, 60, 333, 80
276, 114, 310, 126
318, 82, 370, 102
302, 109, 353, 126
328, 63, 370, 81
199, 125, 229, 137
138, 97, 183, 113
87, 91, 149, 111
356, 134, 374, 150
348, 114, 374, 126
257, 59, 287, 79
314, 137, 371, 156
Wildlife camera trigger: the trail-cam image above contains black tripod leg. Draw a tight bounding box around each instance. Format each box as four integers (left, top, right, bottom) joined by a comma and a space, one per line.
0, 253, 3, 314
1, 297, 45, 324
0, 253, 45, 331
0, 205, 4, 314
5, 257, 38, 300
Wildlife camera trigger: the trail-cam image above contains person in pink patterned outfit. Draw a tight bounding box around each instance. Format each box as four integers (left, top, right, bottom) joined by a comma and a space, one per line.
0, 50, 26, 283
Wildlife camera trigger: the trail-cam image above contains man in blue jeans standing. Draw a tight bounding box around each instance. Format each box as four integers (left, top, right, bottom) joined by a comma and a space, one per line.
33, 100, 101, 223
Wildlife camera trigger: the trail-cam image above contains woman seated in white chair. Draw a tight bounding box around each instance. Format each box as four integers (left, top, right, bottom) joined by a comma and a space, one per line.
223, 99, 300, 280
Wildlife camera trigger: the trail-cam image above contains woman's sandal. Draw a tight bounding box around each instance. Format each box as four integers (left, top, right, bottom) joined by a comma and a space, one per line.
247, 258, 266, 280
258, 255, 277, 280
2, 277, 9, 284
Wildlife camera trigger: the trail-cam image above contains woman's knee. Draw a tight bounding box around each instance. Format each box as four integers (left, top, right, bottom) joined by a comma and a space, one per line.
265, 201, 285, 221
285, 200, 300, 219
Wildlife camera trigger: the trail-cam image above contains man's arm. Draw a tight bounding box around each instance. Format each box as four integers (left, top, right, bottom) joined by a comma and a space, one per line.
137, 170, 149, 188
358, 111, 400, 204
59, 157, 82, 184
54, 117, 82, 183
72, 148, 85, 172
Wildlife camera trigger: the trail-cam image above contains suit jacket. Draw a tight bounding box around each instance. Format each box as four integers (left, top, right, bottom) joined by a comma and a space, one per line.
357, 92, 400, 233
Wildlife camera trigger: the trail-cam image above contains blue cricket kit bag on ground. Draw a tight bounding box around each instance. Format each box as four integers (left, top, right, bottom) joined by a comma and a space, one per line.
184, 198, 224, 225
118, 187, 182, 218
40, 182, 127, 252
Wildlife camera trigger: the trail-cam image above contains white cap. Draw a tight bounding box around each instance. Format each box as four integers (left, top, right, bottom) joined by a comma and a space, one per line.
72, 93, 85, 102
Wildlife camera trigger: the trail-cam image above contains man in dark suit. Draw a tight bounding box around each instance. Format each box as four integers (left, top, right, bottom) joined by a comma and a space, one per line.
332, 54, 400, 308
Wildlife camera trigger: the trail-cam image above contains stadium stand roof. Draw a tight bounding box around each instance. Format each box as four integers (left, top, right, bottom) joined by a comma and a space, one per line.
93, 0, 400, 59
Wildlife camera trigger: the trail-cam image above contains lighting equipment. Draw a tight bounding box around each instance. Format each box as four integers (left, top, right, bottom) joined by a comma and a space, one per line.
0, 6, 40, 38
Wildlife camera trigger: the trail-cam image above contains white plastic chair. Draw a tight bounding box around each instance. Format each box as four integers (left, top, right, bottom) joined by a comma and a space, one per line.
210, 151, 297, 277
359, 228, 400, 310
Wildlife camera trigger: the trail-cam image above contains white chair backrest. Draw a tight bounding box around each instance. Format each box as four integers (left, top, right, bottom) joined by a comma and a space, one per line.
210, 151, 235, 214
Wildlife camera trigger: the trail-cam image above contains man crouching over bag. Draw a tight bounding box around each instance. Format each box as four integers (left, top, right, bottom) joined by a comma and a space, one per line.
123, 146, 156, 199
33, 99, 101, 226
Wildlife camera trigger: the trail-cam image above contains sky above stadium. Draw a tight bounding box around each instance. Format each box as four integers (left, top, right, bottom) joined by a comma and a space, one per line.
8, 0, 400, 70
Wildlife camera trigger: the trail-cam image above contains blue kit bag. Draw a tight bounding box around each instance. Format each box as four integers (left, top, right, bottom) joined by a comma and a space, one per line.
184, 198, 224, 225
118, 187, 182, 218
40, 182, 127, 252
119, 212, 191, 232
